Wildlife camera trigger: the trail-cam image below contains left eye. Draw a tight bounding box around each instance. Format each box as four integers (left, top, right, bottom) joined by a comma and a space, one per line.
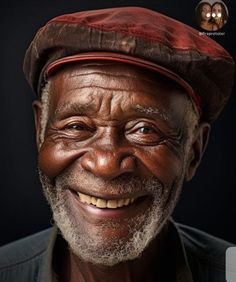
137, 126, 156, 134
125, 122, 165, 146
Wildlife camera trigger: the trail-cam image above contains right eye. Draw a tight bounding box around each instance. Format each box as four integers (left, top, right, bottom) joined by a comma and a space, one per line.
65, 123, 88, 131
61, 122, 95, 141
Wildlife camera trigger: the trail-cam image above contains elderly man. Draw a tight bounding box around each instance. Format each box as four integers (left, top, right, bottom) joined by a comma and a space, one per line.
0, 6, 235, 282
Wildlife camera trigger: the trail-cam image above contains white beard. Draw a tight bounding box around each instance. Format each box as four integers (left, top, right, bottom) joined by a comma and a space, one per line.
40, 169, 184, 266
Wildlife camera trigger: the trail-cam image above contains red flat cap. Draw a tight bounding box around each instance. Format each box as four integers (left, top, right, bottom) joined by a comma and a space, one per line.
23, 6, 235, 122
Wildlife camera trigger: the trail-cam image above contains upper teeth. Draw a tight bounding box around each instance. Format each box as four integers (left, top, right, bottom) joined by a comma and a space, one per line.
77, 192, 135, 209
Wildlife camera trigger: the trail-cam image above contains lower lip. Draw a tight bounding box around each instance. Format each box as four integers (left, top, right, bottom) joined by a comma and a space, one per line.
68, 190, 151, 220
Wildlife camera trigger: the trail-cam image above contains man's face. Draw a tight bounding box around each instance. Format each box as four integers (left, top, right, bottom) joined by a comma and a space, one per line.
36, 62, 197, 266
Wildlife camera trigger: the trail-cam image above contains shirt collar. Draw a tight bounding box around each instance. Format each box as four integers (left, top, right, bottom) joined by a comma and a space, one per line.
169, 218, 194, 282
38, 218, 193, 282
38, 225, 59, 282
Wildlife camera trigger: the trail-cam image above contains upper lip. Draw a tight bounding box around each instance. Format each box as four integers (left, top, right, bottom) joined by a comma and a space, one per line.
68, 187, 149, 200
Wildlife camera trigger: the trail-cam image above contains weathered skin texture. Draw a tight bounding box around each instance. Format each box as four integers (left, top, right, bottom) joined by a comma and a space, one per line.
33, 62, 210, 282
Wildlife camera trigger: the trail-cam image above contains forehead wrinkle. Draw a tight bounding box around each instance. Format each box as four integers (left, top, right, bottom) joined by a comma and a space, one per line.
63, 69, 165, 88
58, 85, 159, 95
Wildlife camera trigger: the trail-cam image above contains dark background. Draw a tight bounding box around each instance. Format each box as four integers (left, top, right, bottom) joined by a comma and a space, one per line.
0, 0, 235, 246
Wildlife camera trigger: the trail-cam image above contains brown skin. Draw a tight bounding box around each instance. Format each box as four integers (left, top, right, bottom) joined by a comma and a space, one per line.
33, 62, 210, 282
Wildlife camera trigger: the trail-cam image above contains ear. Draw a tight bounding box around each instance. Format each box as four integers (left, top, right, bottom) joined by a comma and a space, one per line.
185, 122, 211, 181
32, 100, 43, 151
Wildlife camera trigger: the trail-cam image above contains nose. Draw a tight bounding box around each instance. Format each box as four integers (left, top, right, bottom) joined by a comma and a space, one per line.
80, 147, 137, 180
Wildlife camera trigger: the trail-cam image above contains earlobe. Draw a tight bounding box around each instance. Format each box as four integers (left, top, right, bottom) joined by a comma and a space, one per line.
185, 122, 211, 181
32, 100, 43, 151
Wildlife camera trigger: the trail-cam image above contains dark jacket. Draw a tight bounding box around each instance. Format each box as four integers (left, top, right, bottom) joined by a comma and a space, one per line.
0, 220, 234, 282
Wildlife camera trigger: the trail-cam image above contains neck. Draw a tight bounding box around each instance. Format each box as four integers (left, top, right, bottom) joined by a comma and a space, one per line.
59, 221, 170, 282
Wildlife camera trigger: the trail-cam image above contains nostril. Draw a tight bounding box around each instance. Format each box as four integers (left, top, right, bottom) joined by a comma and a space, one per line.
80, 152, 96, 172
120, 155, 137, 172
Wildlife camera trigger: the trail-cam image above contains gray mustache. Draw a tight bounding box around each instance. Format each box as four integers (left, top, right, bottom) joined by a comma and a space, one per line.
56, 169, 164, 195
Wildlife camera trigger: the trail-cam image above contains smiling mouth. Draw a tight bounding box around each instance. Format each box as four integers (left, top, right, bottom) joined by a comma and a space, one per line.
77, 192, 140, 209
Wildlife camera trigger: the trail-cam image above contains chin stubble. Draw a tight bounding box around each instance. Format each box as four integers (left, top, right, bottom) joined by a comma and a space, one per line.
39, 169, 184, 266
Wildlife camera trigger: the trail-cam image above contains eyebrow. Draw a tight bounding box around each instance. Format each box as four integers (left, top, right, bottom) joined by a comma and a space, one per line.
133, 104, 170, 122
53, 102, 95, 120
